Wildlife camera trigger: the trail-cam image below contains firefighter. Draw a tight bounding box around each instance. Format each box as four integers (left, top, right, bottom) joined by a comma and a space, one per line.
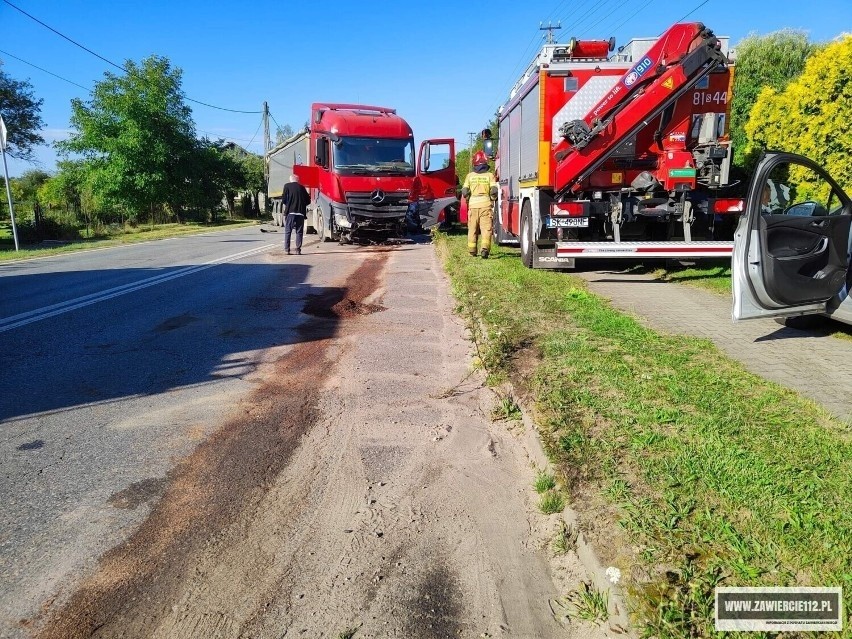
462, 150, 498, 258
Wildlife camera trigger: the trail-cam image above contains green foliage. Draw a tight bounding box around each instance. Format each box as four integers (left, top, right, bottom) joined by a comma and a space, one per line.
534, 471, 556, 493
55, 55, 262, 224
275, 124, 294, 144
745, 35, 852, 194
538, 491, 565, 514
0, 60, 45, 161
435, 231, 852, 638
13, 169, 50, 201
730, 30, 816, 169
59, 55, 198, 220
492, 394, 522, 421
455, 118, 498, 186
556, 582, 609, 623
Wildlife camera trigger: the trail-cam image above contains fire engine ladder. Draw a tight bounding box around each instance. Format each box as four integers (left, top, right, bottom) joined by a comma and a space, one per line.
547, 27, 731, 260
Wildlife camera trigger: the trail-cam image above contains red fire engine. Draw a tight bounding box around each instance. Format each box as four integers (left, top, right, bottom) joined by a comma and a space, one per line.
493, 23, 741, 268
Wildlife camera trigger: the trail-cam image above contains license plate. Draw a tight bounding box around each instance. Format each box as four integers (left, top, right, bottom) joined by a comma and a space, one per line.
546, 216, 589, 228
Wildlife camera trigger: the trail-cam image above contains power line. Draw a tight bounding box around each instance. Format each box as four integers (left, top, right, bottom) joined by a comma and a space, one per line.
1, 0, 262, 114
0, 48, 92, 92
578, 0, 640, 38
607, 0, 656, 36
2, 0, 124, 72
562, 0, 622, 38
244, 117, 264, 149
0, 48, 262, 148
674, 0, 711, 24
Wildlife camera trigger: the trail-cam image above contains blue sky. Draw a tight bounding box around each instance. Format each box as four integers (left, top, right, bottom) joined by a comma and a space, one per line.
2, 0, 849, 176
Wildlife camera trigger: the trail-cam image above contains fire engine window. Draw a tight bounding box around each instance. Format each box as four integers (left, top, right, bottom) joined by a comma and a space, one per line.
564, 77, 579, 92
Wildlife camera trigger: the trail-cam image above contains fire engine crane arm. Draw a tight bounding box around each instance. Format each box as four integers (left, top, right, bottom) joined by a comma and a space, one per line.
553, 23, 727, 196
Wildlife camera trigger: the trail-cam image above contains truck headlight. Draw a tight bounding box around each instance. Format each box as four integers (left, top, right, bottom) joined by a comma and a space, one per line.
335, 213, 352, 228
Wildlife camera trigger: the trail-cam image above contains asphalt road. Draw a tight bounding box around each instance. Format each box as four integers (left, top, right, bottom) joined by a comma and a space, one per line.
0, 226, 369, 636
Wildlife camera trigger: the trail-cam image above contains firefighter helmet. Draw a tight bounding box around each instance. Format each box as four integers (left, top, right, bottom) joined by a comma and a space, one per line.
473, 151, 488, 166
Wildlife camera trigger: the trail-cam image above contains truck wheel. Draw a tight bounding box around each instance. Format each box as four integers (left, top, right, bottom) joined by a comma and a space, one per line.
520, 201, 534, 269
315, 209, 330, 242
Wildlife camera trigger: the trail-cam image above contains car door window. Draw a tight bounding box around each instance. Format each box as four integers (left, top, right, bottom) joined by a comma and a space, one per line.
761, 163, 843, 217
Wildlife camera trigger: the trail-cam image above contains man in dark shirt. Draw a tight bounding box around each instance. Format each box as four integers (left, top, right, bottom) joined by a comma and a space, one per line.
282, 174, 310, 255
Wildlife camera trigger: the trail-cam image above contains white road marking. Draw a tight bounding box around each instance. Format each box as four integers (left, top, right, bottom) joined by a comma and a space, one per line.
0, 243, 277, 333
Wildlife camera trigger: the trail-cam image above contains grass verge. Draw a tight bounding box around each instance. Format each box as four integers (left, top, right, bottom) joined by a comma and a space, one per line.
436, 230, 852, 638
0, 219, 260, 262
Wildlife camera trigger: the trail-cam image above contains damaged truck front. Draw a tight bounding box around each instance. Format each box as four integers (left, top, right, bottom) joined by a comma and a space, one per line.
267, 103, 457, 243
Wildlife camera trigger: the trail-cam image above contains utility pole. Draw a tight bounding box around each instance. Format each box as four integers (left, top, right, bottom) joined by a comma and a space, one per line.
539, 21, 562, 44
262, 102, 270, 212
467, 131, 477, 174
263, 101, 270, 155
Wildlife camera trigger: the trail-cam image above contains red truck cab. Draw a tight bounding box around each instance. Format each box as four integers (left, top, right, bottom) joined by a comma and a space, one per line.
290, 103, 456, 243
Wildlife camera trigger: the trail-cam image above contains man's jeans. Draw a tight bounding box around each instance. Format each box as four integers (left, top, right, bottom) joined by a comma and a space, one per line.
284, 213, 305, 253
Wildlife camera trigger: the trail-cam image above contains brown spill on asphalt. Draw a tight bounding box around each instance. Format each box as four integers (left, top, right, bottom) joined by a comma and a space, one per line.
33, 253, 389, 639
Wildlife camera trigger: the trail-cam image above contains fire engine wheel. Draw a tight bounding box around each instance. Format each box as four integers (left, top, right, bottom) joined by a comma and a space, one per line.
492, 204, 507, 245
520, 201, 534, 269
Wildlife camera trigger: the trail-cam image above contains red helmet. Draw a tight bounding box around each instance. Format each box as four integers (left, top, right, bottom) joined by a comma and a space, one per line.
473, 151, 488, 166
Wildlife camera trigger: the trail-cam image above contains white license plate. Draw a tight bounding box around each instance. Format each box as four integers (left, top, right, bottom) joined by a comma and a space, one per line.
546, 217, 589, 228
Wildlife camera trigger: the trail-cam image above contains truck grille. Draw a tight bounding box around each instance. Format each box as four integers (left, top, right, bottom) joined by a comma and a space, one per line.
345, 191, 410, 218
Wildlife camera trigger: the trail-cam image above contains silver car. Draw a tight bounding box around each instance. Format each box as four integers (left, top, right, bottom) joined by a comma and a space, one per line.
732, 151, 852, 327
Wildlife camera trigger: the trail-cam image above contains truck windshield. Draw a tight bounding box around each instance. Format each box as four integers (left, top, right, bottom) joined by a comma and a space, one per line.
333, 137, 415, 176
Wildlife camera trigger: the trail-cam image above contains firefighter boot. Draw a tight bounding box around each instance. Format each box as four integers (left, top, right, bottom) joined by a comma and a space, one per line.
480, 248, 489, 259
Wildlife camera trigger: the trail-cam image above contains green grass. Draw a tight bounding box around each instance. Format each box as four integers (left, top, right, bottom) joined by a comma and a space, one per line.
534, 471, 557, 494
552, 521, 577, 555
654, 261, 732, 294
0, 219, 260, 262
558, 582, 610, 623
538, 491, 566, 515
436, 230, 852, 639
491, 394, 522, 421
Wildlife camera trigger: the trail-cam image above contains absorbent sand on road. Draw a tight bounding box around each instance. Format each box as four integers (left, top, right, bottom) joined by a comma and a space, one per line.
32, 241, 610, 638
575, 267, 852, 423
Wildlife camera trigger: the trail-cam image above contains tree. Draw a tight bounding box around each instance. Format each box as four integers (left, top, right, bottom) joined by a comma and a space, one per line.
730, 30, 817, 169
745, 35, 852, 195
58, 55, 197, 222
0, 61, 45, 161
455, 118, 498, 185
275, 124, 294, 144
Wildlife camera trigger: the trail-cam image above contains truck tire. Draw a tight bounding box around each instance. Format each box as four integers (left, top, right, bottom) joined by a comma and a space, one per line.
315, 208, 330, 242
520, 200, 534, 269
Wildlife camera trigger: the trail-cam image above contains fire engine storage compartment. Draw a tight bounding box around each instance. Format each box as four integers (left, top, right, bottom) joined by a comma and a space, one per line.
495, 27, 737, 269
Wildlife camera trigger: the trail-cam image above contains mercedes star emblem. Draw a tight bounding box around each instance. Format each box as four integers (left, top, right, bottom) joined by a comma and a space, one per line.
370, 189, 386, 204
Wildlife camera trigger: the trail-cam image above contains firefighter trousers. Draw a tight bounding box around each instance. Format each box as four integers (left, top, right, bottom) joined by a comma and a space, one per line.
467, 205, 493, 254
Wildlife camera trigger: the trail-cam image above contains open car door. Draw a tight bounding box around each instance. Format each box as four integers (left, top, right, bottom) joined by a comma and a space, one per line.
732, 151, 852, 321
413, 139, 457, 228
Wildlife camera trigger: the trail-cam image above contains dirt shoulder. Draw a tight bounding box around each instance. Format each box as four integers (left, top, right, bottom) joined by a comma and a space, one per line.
32, 243, 603, 638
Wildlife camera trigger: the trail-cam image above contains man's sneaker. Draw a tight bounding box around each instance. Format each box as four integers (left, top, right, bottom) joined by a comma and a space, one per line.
285, 250, 291, 255
480, 248, 490, 259
296, 249, 302, 255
